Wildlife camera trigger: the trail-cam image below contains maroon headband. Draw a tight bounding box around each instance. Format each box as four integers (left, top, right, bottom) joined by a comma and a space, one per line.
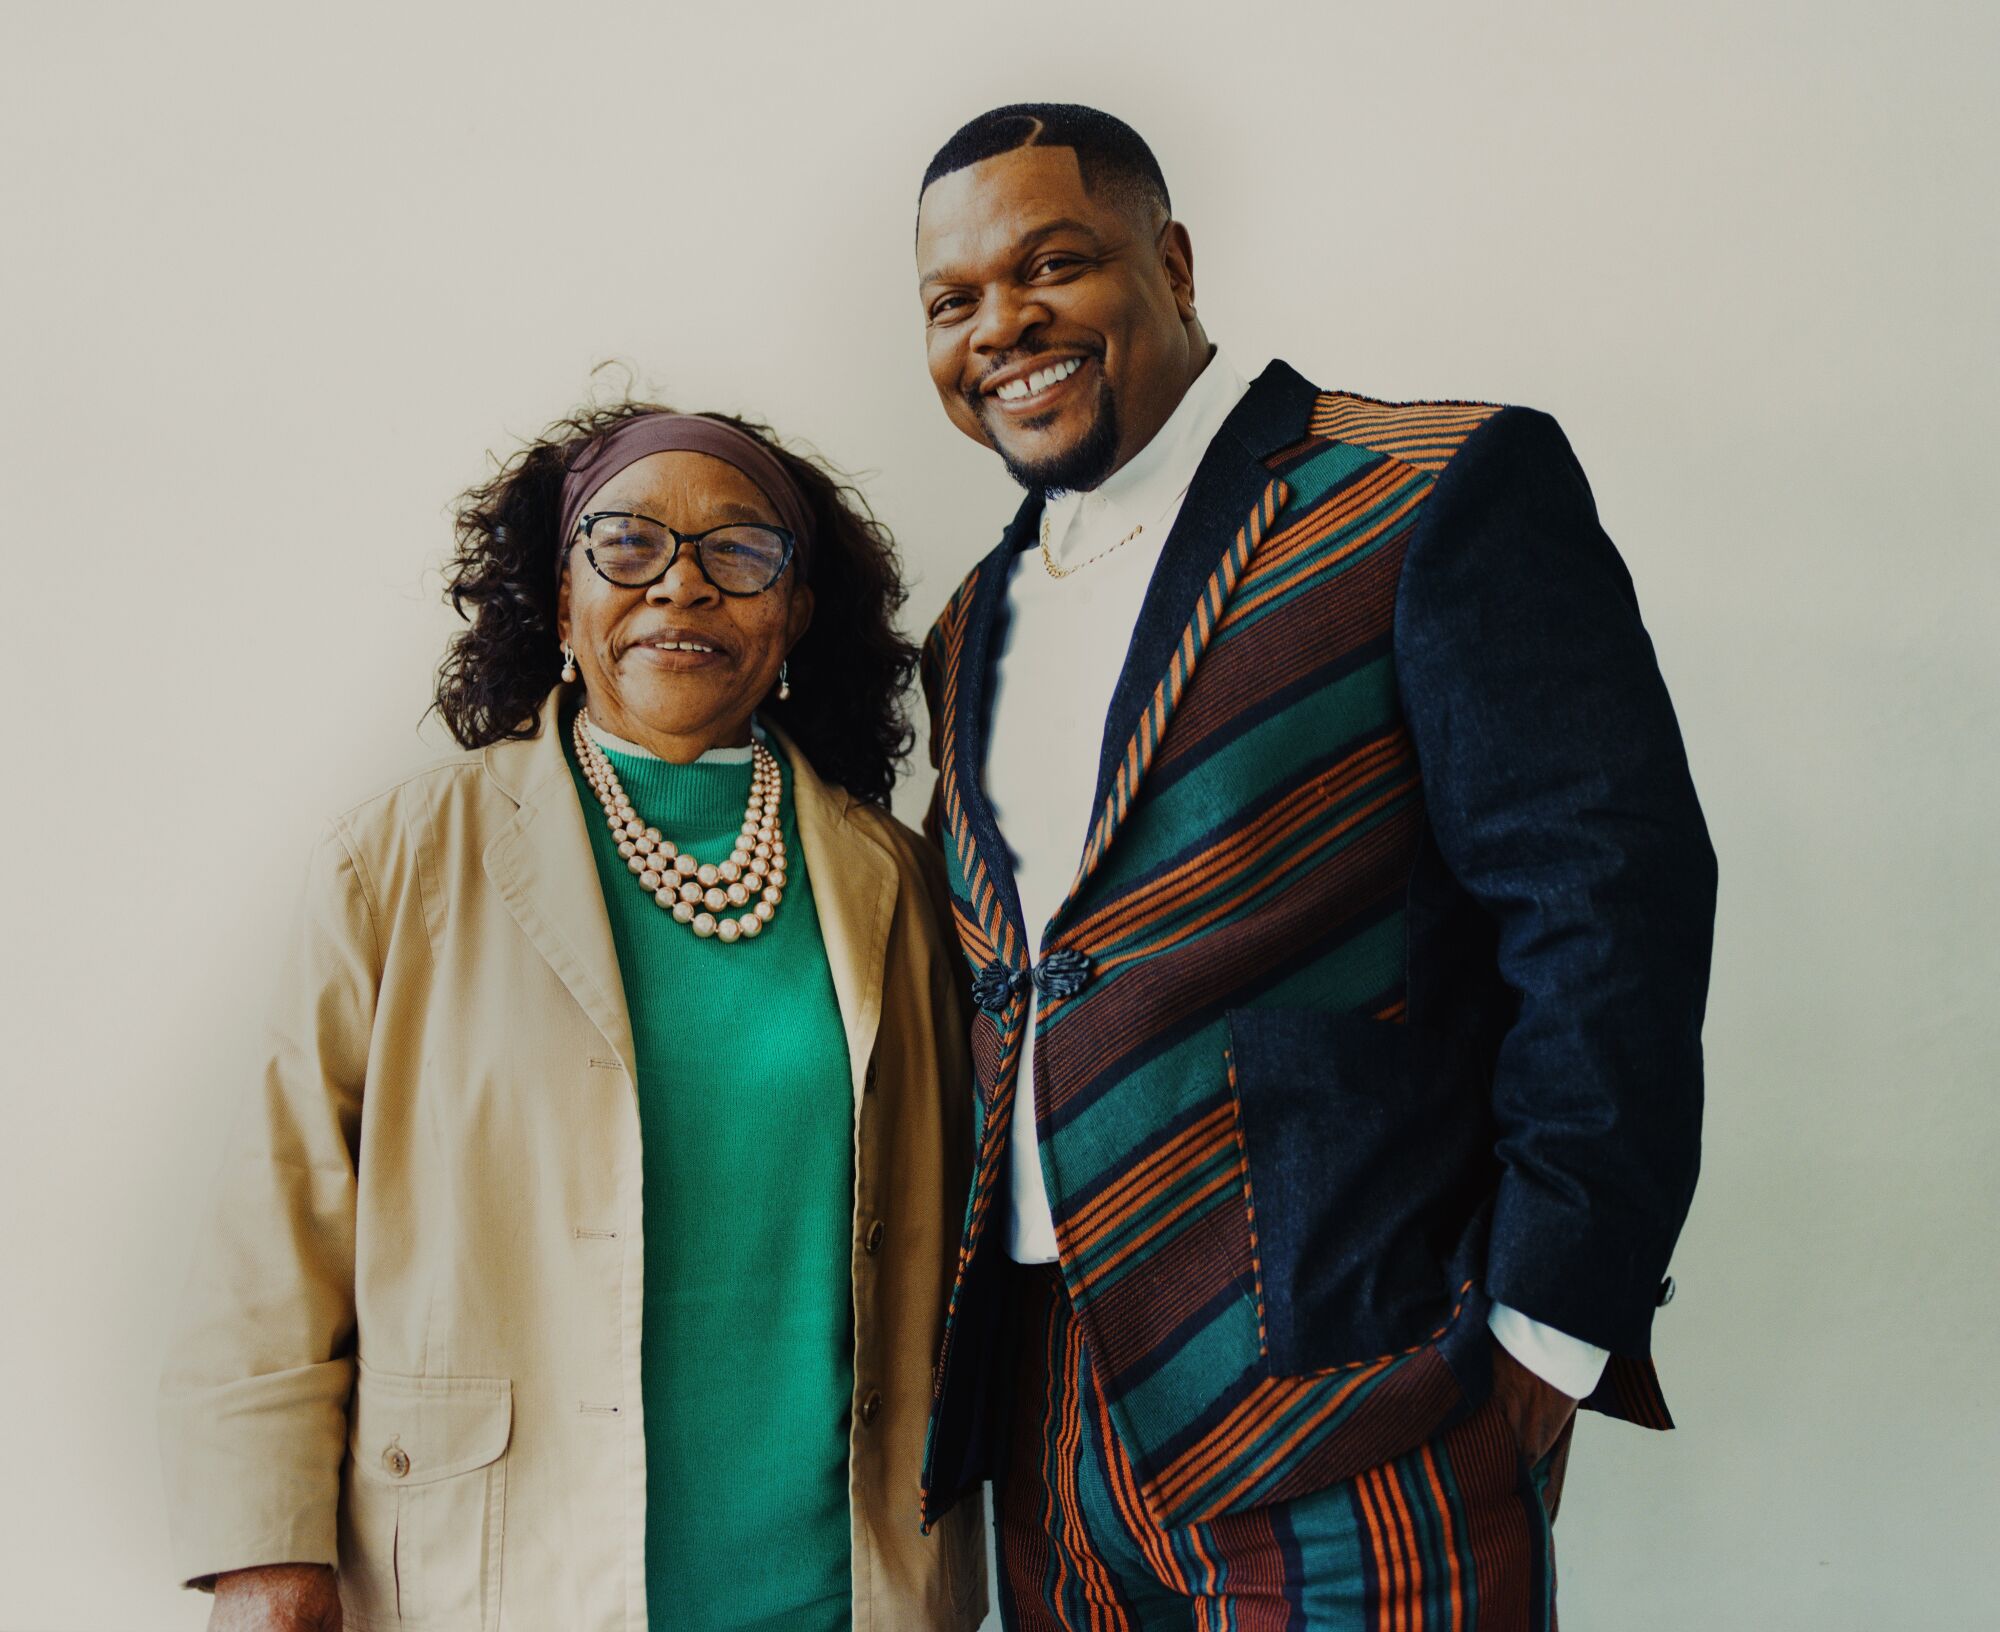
556, 412, 815, 579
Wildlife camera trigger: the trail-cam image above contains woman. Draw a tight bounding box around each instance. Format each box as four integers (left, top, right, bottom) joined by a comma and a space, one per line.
158, 403, 985, 1631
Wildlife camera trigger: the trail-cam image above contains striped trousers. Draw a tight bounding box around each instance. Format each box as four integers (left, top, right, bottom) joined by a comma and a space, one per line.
996, 1265, 1568, 1632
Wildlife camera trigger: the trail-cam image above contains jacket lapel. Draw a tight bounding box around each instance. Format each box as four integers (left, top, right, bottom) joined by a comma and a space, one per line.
778, 723, 900, 1113
480, 692, 899, 1113
481, 689, 637, 1075
938, 362, 1324, 962
938, 508, 1038, 972
1050, 361, 1320, 923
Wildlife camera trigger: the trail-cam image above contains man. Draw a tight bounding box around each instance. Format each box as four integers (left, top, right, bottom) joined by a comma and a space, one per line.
911, 103, 1715, 1629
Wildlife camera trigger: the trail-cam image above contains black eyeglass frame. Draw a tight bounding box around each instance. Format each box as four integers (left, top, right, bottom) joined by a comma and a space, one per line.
572, 511, 798, 596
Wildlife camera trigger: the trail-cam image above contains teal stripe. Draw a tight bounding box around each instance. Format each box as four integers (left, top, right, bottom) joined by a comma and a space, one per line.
1113, 1299, 1262, 1444
1098, 657, 1403, 889
1066, 1147, 1244, 1290
1074, 773, 1418, 975
1041, 913, 1405, 1199
1271, 440, 1380, 508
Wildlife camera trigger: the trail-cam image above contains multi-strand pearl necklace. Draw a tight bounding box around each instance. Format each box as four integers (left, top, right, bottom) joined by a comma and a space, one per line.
572, 709, 788, 943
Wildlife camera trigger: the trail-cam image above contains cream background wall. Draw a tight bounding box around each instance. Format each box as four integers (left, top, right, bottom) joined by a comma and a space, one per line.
1, 2, 1993, 1627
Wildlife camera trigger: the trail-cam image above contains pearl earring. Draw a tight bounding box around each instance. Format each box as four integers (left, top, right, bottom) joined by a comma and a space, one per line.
777, 660, 792, 701
560, 643, 578, 683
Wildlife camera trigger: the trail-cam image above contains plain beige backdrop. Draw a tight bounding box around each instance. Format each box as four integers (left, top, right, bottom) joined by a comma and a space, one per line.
2, 2, 1995, 1628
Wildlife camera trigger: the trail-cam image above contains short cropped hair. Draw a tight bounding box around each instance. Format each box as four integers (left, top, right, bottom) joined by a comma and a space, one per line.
920, 102, 1171, 222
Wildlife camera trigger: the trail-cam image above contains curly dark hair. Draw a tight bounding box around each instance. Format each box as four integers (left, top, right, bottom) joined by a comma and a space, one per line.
434, 400, 919, 807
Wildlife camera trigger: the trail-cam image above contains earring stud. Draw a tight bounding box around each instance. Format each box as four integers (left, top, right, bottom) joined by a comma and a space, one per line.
560, 642, 578, 683
777, 660, 792, 701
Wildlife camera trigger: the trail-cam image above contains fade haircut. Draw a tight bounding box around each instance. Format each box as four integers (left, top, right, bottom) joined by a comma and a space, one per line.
919, 102, 1171, 225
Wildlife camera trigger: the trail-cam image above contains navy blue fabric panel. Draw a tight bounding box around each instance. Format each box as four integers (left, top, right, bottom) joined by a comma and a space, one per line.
1396, 407, 1716, 1355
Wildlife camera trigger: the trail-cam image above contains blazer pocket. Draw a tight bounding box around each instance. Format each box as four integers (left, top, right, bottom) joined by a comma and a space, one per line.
339, 1364, 513, 1632
1227, 1009, 1491, 1375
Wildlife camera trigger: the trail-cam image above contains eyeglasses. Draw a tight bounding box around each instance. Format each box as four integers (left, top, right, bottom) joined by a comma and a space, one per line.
573, 511, 796, 596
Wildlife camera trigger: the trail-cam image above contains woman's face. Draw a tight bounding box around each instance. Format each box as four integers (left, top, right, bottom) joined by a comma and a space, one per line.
556, 450, 813, 760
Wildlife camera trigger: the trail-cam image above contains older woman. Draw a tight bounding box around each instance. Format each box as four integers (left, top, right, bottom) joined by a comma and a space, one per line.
159, 404, 985, 1631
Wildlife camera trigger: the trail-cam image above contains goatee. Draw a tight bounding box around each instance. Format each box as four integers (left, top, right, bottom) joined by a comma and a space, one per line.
988, 382, 1122, 494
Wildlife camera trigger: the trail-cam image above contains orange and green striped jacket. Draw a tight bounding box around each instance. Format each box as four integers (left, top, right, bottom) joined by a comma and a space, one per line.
918, 361, 1715, 1531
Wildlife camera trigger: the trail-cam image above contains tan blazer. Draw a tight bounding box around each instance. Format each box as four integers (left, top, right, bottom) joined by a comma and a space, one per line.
158, 688, 986, 1631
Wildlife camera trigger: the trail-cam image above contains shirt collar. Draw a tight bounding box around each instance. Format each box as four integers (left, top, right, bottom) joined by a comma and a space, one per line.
1043, 348, 1251, 544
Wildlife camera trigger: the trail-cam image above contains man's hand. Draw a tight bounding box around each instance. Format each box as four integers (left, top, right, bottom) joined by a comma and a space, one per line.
209, 1563, 341, 1632
1489, 1339, 1578, 1465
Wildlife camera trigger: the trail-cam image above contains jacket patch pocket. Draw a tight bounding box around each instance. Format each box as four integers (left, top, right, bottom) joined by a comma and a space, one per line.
339, 1364, 513, 1631
1227, 1009, 1490, 1375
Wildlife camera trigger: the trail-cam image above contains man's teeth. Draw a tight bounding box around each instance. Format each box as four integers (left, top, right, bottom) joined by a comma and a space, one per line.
996, 357, 1084, 401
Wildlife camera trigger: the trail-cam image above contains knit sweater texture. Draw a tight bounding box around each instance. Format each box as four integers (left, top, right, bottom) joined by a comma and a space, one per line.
567, 719, 854, 1631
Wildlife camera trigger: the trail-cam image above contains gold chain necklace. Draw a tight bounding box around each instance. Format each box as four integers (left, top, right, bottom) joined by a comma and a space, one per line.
572, 709, 788, 943
1040, 507, 1146, 580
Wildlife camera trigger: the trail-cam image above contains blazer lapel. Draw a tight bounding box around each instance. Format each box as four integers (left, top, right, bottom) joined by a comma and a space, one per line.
778, 724, 900, 1113
937, 507, 1038, 974
1052, 361, 1320, 923
481, 688, 637, 1075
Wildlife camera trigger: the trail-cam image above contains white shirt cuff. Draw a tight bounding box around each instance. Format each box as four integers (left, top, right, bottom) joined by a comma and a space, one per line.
1486, 1302, 1610, 1400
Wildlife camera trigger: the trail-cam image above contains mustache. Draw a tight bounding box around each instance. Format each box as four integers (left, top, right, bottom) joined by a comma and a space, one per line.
963, 343, 1106, 412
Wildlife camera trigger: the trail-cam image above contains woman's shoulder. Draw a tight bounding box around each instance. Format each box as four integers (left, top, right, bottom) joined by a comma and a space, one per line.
840, 796, 962, 934
842, 798, 937, 876
320, 731, 544, 881
329, 746, 487, 834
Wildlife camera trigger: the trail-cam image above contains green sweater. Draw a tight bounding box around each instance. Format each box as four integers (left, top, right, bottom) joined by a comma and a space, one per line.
567, 718, 854, 1631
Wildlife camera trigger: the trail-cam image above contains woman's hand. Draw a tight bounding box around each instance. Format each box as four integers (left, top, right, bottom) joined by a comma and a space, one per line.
209, 1564, 341, 1631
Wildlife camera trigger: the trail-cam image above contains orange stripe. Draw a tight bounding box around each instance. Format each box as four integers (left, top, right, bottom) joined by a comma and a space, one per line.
1072, 1164, 1243, 1294
1063, 1105, 1234, 1244
1223, 483, 1430, 628
1236, 461, 1410, 578
1374, 1467, 1413, 1632
1419, 1442, 1465, 1632
1355, 1467, 1399, 1632
1153, 1379, 1304, 1509
1185, 1523, 1223, 1612
1177, 1359, 1393, 1514
1382, 1461, 1426, 1632
1080, 777, 1421, 985
1065, 1103, 1236, 1246
1062, 732, 1410, 949
1155, 1371, 1328, 1511
1091, 1372, 1185, 1591
1067, 731, 1409, 950
1069, 1137, 1235, 1277
1064, 1314, 1126, 1631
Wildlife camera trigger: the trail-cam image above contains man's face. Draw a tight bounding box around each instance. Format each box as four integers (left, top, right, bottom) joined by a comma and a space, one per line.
916, 145, 1197, 491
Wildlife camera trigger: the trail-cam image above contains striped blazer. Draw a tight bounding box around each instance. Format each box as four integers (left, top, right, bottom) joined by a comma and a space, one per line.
918, 361, 1715, 1531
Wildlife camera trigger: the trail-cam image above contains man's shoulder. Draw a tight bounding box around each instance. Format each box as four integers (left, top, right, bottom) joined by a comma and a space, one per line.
1298, 386, 1517, 476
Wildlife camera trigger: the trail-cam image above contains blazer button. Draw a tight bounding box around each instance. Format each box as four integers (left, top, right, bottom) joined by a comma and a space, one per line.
859, 1389, 883, 1426
864, 1218, 885, 1255
1657, 1275, 1676, 1307
382, 1443, 410, 1479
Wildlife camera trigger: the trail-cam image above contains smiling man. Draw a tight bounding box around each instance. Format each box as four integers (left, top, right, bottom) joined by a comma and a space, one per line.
911, 104, 1717, 1630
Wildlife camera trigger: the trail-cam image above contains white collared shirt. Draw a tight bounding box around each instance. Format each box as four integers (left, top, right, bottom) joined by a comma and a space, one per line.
981, 349, 1608, 1399
986, 349, 1249, 1268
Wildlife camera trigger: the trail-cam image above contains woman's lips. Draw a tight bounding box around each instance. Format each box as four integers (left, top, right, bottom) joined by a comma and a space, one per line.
627, 640, 730, 671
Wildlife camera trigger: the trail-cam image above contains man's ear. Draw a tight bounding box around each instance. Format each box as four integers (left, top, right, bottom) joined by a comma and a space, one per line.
1161, 220, 1197, 320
